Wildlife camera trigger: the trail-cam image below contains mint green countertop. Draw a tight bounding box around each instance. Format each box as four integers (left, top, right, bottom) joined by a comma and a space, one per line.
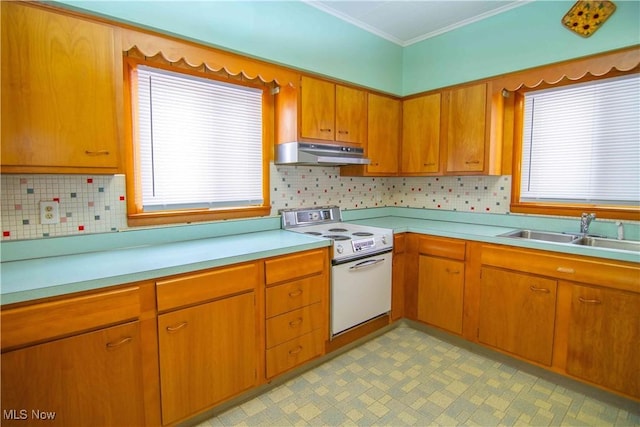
0, 230, 329, 305
2, 208, 638, 306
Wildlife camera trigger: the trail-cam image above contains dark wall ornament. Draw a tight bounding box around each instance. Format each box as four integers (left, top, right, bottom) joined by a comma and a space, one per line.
562, 0, 617, 37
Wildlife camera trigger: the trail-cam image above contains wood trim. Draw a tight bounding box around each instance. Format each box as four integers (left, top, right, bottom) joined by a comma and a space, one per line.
492, 45, 640, 92
119, 28, 298, 87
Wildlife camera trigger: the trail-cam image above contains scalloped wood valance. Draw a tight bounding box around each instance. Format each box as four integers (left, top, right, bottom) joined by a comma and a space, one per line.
493, 45, 640, 92
119, 27, 299, 88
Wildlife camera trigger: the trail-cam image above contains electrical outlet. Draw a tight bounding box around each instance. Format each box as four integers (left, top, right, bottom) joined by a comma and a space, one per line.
40, 201, 60, 225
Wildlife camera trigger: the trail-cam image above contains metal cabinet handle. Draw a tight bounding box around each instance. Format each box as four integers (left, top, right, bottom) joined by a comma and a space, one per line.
465, 160, 480, 164
423, 162, 436, 166
289, 318, 303, 328
337, 130, 349, 134
166, 321, 188, 332
319, 128, 332, 132
106, 336, 132, 349
446, 268, 461, 275
530, 286, 550, 293
578, 297, 602, 304
85, 150, 110, 156
288, 289, 303, 298
288, 345, 303, 355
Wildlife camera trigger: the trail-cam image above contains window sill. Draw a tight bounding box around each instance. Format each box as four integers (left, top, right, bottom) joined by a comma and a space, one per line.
510, 202, 640, 221
127, 205, 272, 227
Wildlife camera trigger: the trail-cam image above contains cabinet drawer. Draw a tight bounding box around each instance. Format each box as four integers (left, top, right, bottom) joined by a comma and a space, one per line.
266, 329, 324, 378
266, 302, 323, 349
266, 274, 324, 318
265, 250, 326, 285
482, 245, 639, 293
157, 262, 260, 312
418, 235, 466, 260
1, 286, 140, 350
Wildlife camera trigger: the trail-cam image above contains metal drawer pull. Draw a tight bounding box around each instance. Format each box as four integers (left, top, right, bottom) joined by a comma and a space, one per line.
289, 318, 303, 328
529, 286, 550, 293
556, 267, 575, 274
446, 268, 461, 275
465, 160, 480, 164
289, 346, 303, 355
288, 289, 303, 298
349, 258, 385, 270
423, 162, 436, 166
319, 128, 332, 132
338, 130, 349, 134
166, 321, 188, 332
578, 297, 602, 304
106, 336, 132, 348
85, 150, 110, 156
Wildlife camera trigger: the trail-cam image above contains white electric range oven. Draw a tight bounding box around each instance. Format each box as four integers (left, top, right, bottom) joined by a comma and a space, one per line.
281, 206, 393, 338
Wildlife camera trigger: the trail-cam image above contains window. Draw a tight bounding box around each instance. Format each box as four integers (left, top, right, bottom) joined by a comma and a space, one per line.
126, 61, 271, 226
512, 71, 640, 219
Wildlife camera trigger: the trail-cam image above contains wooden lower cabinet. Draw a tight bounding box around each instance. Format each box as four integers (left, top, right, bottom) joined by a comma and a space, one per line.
566, 284, 640, 398
1, 321, 145, 427
157, 292, 256, 425
478, 267, 557, 366
264, 249, 328, 378
418, 256, 465, 334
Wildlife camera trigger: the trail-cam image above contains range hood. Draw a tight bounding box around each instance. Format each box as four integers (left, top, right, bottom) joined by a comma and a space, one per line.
275, 142, 370, 166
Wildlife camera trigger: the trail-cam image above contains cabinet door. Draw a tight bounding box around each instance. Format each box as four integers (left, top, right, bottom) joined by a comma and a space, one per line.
402, 93, 441, 174
444, 83, 487, 173
479, 267, 557, 365
1, 2, 120, 171
300, 76, 335, 141
566, 285, 640, 398
157, 292, 256, 425
367, 93, 400, 174
417, 255, 464, 334
1, 322, 144, 427
335, 84, 366, 144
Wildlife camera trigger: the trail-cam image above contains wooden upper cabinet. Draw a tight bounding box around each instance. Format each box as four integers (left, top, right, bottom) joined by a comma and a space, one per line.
298, 75, 366, 145
1, 2, 121, 173
300, 76, 335, 141
341, 93, 400, 176
442, 83, 488, 174
335, 84, 367, 144
401, 93, 441, 174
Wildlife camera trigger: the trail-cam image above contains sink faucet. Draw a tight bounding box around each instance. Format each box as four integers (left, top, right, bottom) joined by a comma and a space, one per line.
580, 213, 596, 234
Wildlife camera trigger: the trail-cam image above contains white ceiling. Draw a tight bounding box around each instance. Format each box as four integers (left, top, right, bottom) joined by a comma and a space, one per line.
304, 0, 531, 47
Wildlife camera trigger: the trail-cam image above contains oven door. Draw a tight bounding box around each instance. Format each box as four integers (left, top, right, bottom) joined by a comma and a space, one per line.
331, 249, 392, 337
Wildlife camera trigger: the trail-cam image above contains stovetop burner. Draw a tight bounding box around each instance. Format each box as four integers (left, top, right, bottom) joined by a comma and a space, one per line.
324, 235, 351, 241
281, 206, 393, 261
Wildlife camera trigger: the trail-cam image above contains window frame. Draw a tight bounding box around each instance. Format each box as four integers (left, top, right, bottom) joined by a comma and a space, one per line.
123, 57, 272, 227
509, 67, 640, 221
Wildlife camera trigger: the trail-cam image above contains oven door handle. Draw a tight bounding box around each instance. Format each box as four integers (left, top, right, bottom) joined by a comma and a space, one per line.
349, 258, 386, 270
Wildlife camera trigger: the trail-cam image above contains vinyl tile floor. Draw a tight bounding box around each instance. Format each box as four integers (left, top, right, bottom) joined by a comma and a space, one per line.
198, 324, 640, 427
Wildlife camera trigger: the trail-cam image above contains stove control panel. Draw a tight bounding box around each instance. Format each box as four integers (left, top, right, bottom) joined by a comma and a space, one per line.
281, 206, 341, 228
352, 237, 376, 252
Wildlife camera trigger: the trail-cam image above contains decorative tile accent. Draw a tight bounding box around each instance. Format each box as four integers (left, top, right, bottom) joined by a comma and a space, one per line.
1, 175, 127, 240
1, 166, 511, 240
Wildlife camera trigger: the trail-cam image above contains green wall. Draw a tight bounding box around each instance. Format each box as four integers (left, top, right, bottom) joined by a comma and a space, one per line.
53, 0, 639, 96
52, 0, 403, 94
403, 0, 640, 95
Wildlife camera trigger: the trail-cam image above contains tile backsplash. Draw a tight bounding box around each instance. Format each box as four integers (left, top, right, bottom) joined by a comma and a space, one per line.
1, 164, 511, 240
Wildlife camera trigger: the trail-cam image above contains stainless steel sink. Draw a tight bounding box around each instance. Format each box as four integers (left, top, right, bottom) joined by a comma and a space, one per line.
573, 236, 640, 252
500, 229, 581, 243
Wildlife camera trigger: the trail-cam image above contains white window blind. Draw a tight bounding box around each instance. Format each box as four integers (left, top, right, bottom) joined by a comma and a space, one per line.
521, 73, 640, 205
137, 65, 263, 211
